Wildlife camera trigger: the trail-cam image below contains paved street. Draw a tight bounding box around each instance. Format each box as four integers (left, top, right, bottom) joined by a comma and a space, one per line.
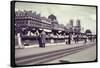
15, 41, 96, 66
15, 41, 87, 58
45, 44, 96, 64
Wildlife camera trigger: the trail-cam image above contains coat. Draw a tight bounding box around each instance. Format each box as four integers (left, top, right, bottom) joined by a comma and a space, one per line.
40, 31, 46, 43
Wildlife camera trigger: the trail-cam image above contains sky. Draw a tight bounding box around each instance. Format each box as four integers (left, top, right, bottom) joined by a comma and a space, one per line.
15, 2, 97, 34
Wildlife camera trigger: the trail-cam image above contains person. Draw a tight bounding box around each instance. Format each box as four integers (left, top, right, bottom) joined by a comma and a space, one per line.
74, 35, 77, 44
76, 35, 79, 43
93, 35, 95, 42
40, 30, 46, 47
84, 35, 87, 44
68, 34, 71, 44
36, 30, 42, 47
89, 35, 92, 42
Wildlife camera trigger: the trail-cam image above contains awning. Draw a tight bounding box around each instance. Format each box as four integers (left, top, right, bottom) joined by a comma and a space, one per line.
57, 31, 61, 34
44, 29, 51, 32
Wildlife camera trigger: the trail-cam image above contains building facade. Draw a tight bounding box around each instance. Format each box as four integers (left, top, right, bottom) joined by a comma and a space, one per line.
15, 10, 66, 48
15, 10, 94, 48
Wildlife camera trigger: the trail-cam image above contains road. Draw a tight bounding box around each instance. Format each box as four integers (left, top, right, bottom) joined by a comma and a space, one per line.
15, 42, 96, 66
46, 44, 96, 64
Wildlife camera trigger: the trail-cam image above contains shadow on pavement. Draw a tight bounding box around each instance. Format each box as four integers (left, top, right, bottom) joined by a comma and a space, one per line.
59, 60, 71, 63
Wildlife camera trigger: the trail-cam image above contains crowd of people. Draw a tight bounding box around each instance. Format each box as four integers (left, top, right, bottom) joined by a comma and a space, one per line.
36, 30, 46, 48
35, 30, 96, 48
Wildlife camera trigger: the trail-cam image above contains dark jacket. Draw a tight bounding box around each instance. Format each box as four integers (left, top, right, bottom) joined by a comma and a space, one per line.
40, 31, 46, 43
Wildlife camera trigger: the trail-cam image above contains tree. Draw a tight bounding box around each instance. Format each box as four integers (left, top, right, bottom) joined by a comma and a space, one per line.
85, 29, 92, 35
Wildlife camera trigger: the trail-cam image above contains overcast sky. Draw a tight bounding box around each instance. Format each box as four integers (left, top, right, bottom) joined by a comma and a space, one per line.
15, 2, 97, 34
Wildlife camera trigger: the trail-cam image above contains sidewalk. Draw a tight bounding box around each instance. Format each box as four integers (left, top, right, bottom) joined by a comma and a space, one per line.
15, 41, 95, 58
24, 41, 85, 48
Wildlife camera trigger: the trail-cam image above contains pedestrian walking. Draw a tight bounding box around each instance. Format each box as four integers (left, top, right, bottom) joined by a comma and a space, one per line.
89, 35, 92, 42
84, 35, 87, 44
36, 30, 42, 47
74, 35, 77, 44
76, 35, 79, 43
93, 35, 95, 42
40, 30, 46, 48
68, 34, 71, 44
